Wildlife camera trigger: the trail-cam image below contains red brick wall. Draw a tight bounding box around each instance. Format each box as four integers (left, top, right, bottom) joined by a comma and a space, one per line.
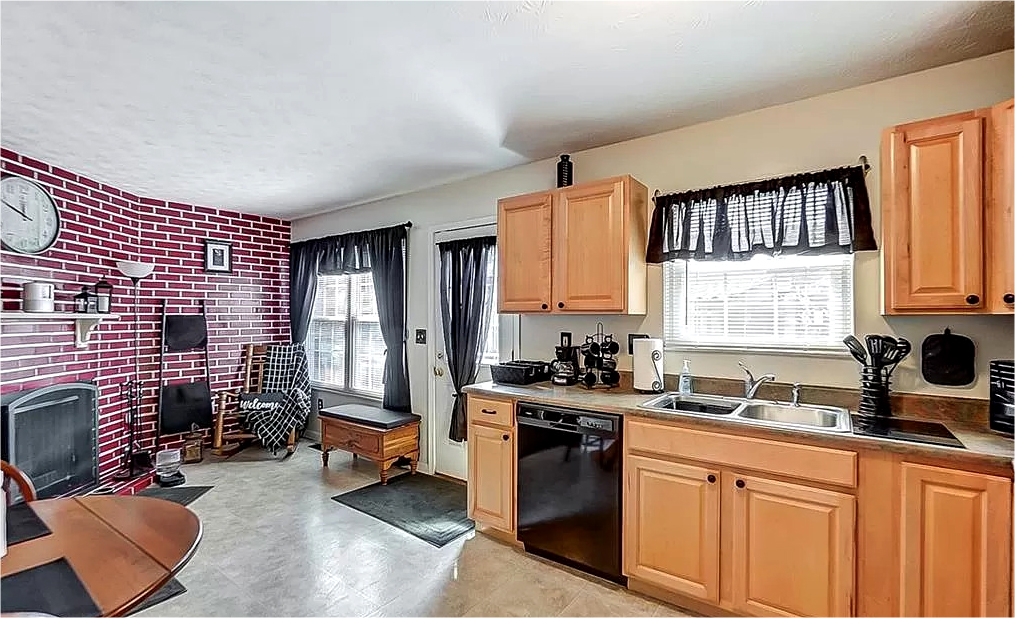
0, 148, 290, 481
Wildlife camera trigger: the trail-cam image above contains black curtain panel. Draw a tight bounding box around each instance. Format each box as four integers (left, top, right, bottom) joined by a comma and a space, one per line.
288, 223, 412, 411
289, 241, 322, 343
439, 236, 496, 442
647, 165, 876, 263
367, 225, 411, 412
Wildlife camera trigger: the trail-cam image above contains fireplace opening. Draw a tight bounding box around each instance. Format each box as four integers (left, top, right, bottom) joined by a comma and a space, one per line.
1, 382, 99, 501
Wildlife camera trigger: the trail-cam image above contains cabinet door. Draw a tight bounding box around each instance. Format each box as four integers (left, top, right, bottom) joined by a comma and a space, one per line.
624, 456, 720, 603
498, 192, 552, 313
883, 115, 985, 312
553, 179, 627, 312
467, 423, 514, 532
900, 462, 1012, 617
730, 474, 855, 617
988, 99, 1014, 313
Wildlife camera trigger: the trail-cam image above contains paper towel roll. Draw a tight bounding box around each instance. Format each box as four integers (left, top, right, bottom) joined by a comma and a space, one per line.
633, 338, 665, 392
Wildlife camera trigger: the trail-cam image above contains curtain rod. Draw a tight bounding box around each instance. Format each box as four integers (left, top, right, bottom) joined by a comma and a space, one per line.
653, 155, 870, 201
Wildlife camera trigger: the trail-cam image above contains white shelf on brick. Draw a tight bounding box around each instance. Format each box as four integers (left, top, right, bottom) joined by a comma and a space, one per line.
1, 311, 121, 348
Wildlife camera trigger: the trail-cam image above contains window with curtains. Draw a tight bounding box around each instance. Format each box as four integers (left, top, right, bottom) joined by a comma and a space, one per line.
480, 255, 499, 366
663, 253, 854, 352
308, 273, 385, 396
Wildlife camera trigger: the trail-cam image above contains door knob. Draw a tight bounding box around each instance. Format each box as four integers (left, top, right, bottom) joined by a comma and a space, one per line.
1004, 293, 1014, 304
735, 479, 745, 489
706, 474, 716, 484
433, 366, 444, 377
965, 294, 980, 305
502, 434, 509, 441
541, 303, 548, 310
557, 302, 565, 309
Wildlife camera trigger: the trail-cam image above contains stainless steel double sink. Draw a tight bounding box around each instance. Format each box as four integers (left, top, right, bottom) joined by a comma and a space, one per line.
638, 392, 852, 433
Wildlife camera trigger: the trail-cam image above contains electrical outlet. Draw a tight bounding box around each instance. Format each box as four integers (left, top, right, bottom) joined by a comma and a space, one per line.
628, 333, 649, 355
415, 329, 427, 345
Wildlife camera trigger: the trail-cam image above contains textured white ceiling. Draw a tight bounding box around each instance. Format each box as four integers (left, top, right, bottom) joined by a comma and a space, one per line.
1, 1, 1011, 218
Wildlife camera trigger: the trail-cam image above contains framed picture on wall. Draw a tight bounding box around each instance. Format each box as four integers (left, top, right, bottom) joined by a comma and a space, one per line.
203, 239, 233, 273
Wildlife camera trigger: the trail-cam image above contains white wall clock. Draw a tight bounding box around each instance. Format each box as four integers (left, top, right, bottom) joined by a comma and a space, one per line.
1, 175, 61, 255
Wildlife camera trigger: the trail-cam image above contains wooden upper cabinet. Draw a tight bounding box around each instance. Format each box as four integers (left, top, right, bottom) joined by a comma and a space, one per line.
899, 463, 1012, 617
988, 99, 1014, 313
730, 474, 855, 617
882, 112, 985, 313
467, 422, 514, 533
624, 455, 720, 603
497, 191, 553, 313
496, 175, 648, 314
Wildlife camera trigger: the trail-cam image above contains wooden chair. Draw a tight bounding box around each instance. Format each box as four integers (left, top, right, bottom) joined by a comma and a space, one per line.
2, 460, 37, 504
213, 343, 298, 455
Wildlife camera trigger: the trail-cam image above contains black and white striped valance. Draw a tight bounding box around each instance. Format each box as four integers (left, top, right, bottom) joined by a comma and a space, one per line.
646, 165, 877, 263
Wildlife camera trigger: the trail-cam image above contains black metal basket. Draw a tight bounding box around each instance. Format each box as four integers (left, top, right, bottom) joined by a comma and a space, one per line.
491, 361, 552, 386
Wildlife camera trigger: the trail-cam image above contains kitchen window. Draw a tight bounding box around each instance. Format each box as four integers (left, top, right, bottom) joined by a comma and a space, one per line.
663, 253, 854, 353
480, 255, 499, 366
308, 273, 385, 397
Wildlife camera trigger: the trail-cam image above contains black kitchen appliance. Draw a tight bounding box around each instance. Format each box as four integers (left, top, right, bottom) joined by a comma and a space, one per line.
516, 403, 624, 584
852, 415, 964, 448
990, 360, 1014, 434
550, 332, 580, 386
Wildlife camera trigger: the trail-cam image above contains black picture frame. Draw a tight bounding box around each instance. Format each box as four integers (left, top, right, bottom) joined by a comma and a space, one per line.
203, 239, 233, 273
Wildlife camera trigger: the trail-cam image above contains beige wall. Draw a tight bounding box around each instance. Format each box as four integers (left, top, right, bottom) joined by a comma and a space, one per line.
294, 51, 1014, 463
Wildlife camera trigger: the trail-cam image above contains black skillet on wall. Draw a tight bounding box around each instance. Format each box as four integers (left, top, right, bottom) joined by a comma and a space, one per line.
921, 328, 976, 386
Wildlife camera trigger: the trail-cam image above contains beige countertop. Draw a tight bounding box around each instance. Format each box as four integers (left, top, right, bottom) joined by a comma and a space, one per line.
464, 381, 1014, 473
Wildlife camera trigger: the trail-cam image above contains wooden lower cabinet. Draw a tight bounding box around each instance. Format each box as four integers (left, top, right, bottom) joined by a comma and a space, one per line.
730, 473, 855, 617
899, 462, 1012, 617
624, 455, 720, 602
467, 422, 515, 533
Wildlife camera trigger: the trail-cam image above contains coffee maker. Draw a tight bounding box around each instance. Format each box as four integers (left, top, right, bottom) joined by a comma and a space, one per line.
551, 332, 580, 386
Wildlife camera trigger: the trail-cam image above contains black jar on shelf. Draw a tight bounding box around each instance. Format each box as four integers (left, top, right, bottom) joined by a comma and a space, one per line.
74, 286, 91, 313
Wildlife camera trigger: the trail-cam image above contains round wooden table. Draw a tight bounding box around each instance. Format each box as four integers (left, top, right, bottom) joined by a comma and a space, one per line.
1, 495, 202, 616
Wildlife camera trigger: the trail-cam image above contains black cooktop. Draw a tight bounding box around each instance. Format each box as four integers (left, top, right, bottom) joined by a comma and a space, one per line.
851, 415, 965, 449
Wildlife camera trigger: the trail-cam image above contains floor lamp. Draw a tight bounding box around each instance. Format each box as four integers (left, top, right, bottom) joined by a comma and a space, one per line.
113, 260, 155, 481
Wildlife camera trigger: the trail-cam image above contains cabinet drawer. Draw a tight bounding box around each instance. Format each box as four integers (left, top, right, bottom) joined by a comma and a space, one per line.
468, 395, 513, 427
626, 419, 857, 488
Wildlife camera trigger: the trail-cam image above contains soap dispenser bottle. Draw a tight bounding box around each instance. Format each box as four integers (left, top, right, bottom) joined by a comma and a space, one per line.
678, 360, 693, 394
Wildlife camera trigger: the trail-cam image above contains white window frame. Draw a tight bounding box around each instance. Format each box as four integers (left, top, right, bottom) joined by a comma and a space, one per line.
663, 253, 855, 357
308, 272, 385, 400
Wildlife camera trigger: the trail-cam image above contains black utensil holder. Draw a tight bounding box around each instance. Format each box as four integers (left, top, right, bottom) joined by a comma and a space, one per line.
858, 367, 891, 416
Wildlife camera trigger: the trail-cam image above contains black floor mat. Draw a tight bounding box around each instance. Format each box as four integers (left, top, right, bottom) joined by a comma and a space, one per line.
332, 473, 473, 547
129, 578, 186, 615
137, 485, 213, 506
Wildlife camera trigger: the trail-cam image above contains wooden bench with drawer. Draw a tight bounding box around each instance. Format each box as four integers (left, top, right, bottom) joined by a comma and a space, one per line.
320, 404, 421, 484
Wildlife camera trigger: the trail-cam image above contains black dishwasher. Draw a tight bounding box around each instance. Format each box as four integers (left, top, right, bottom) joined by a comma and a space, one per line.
516, 403, 624, 584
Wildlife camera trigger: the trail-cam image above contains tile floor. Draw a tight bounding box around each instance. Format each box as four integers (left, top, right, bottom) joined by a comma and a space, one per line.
136, 441, 694, 617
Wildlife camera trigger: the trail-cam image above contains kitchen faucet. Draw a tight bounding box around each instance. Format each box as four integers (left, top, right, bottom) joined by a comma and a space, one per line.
739, 361, 776, 399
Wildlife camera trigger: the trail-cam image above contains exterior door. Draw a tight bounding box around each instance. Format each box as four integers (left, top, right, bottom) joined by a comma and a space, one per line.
467, 423, 514, 532
730, 473, 855, 617
900, 462, 1012, 617
988, 99, 1014, 313
497, 192, 552, 313
432, 223, 516, 480
883, 114, 985, 312
553, 178, 627, 312
624, 455, 720, 603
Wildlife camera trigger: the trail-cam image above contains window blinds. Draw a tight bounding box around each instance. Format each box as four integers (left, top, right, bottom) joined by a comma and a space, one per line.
663, 254, 854, 351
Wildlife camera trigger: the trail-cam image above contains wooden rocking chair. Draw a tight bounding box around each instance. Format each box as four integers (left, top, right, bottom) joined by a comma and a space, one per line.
213, 344, 298, 455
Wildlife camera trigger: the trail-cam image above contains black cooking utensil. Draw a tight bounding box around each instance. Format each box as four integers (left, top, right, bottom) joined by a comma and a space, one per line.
865, 334, 885, 368
843, 335, 868, 366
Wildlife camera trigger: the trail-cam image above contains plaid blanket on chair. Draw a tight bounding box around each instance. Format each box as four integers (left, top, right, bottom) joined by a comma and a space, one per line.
245, 343, 311, 453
